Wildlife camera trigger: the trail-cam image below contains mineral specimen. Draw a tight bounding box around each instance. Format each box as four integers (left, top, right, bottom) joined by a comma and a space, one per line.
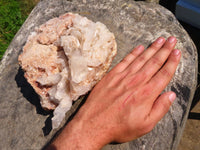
18, 13, 117, 129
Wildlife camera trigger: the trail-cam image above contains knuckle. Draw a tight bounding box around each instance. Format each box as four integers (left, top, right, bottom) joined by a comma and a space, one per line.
160, 67, 172, 78
122, 52, 136, 64
138, 121, 155, 135
111, 72, 121, 81
151, 43, 160, 49
170, 54, 179, 63
112, 63, 124, 73
122, 58, 129, 64
137, 55, 146, 62
127, 73, 145, 88
130, 50, 137, 57
107, 72, 126, 87
151, 56, 163, 67
115, 73, 124, 83
141, 86, 152, 97
143, 122, 155, 134
161, 100, 171, 112
127, 75, 139, 87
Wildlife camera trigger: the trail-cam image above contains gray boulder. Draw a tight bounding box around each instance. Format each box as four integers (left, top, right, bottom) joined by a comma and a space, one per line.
0, 0, 197, 150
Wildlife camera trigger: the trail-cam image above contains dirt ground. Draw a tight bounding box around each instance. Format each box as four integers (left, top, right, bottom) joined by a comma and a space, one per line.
178, 101, 200, 150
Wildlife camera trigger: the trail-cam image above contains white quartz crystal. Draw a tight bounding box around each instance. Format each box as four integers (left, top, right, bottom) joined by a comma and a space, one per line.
18, 13, 117, 129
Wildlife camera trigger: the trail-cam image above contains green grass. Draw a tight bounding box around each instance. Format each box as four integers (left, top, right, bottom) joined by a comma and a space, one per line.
0, 0, 39, 60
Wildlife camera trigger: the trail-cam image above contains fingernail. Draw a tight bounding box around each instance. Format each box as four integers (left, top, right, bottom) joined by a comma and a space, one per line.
156, 37, 164, 44
137, 45, 144, 50
168, 36, 176, 43
172, 49, 180, 56
169, 93, 176, 103
135, 45, 144, 54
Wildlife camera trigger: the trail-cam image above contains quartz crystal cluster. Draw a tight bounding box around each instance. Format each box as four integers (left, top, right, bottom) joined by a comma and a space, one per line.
18, 13, 117, 129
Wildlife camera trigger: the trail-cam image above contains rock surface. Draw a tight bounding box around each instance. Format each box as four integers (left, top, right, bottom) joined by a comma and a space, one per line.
0, 0, 197, 150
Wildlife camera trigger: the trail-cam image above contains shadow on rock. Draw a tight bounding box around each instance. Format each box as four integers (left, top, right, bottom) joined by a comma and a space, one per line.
42, 95, 88, 149
43, 112, 53, 136
15, 67, 53, 135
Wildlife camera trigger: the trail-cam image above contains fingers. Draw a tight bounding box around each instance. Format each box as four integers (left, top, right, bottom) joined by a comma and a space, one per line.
124, 37, 166, 75
109, 36, 180, 92
147, 92, 176, 124
111, 45, 145, 73
138, 37, 177, 83
148, 49, 181, 94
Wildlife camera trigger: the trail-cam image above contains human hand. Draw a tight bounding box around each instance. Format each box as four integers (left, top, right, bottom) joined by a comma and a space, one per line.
48, 36, 181, 150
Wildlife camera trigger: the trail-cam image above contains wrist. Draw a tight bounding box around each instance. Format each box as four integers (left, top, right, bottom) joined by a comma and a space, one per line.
50, 114, 112, 150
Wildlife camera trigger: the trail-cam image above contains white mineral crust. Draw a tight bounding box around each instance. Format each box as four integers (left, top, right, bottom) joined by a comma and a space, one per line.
18, 13, 117, 129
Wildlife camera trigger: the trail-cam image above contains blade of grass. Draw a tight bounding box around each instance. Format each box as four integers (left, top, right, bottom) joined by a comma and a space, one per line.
0, 0, 39, 60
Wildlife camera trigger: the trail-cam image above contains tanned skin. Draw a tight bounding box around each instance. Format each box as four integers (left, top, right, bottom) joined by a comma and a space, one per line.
46, 36, 181, 150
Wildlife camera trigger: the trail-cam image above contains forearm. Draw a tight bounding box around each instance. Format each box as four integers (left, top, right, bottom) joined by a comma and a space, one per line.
47, 114, 111, 150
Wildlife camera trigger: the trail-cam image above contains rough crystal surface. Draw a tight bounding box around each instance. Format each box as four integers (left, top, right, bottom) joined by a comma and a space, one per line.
18, 13, 117, 129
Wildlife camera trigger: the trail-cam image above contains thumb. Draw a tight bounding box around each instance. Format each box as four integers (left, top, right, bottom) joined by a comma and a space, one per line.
148, 91, 176, 124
